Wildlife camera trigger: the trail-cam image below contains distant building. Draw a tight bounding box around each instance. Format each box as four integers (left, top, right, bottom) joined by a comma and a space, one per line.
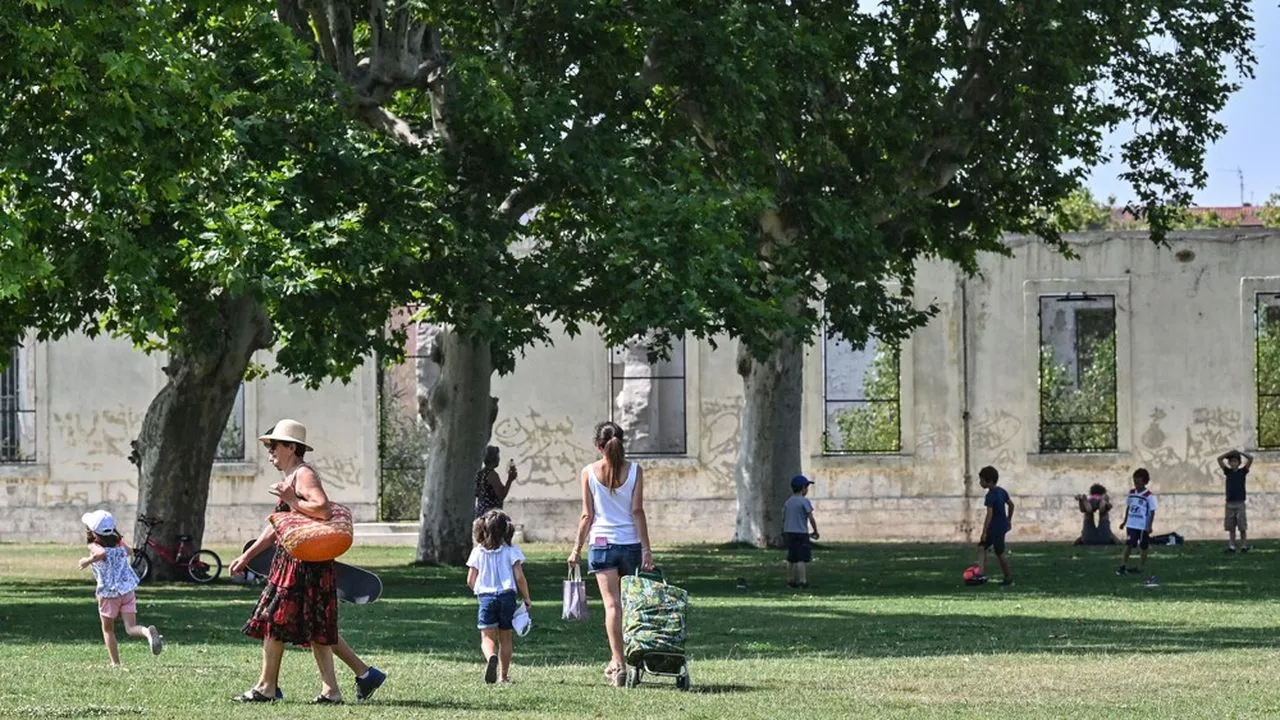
0, 335, 377, 543
384, 229, 1280, 544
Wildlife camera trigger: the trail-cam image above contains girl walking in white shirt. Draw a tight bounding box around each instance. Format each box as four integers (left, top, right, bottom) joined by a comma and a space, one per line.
466, 510, 532, 684
567, 421, 655, 687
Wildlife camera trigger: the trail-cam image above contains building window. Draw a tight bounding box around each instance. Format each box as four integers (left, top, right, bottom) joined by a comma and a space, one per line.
1256, 293, 1280, 449
215, 382, 246, 462
1038, 294, 1117, 452
1, 344, 36, 464
610, 336, 686, 455
823, 329, 901, 453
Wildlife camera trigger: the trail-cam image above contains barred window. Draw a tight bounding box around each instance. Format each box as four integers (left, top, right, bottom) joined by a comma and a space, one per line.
215, 382, 246, 462
1256, 293, 1280, 449
1, 345, 36, 464
610, 336, 687, 455
823, 329, 901, 454
1038, 294, 1117, 452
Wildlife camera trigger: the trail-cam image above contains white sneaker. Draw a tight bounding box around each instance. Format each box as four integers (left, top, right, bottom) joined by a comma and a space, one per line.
146, 626, 164, 655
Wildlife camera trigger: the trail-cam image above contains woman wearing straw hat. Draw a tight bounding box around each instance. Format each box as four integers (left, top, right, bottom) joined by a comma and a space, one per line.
229, 419, 386, 704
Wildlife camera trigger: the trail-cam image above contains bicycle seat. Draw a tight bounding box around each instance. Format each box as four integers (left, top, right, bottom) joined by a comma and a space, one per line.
138, 516, 163, 526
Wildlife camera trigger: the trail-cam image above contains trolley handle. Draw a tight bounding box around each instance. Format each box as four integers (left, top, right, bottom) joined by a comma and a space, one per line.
634, 567, 666, 583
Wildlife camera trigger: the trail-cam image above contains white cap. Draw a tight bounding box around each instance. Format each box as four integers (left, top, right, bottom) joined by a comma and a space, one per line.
513, 605, 532, 637
81, 509, 117, 535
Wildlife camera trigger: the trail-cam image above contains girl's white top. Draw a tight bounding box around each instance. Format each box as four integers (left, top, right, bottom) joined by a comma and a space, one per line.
466, 544, 527, 595
587, 462, 641, 545
91, 545, 139, 598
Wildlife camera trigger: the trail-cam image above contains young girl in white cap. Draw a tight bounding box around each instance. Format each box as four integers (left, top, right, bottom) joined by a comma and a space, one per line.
78, 509, 163, 666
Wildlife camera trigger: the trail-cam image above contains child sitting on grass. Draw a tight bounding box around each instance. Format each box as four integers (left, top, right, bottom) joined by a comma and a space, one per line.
78, 510, 163, 667
466, 510, 533, 684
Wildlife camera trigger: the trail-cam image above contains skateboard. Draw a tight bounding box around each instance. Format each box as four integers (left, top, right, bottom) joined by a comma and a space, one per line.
241, 541, 383, 604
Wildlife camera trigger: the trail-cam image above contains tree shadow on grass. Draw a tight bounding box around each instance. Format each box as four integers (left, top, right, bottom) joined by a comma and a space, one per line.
5, 541, 1279, 664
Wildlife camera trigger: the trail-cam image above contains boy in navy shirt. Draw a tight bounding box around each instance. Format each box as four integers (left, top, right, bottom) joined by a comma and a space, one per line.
977, 465, 1014, 586
1216, 450, 1252, 553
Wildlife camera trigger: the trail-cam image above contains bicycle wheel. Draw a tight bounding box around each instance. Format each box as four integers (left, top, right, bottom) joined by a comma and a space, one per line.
187, 549, 223, 583
131, 550, 151, 583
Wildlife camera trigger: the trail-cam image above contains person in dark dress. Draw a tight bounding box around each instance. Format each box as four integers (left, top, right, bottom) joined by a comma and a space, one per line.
229, 419, 386, 704
475, 445, 518, 518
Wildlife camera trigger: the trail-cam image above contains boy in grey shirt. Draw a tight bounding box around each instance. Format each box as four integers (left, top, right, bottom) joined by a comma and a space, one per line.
783, 475, 820, 588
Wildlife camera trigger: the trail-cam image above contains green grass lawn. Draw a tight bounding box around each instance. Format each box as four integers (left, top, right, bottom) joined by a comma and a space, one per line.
2, 539, 1279, 719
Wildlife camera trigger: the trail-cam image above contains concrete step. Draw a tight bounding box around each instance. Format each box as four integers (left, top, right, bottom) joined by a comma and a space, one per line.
354, 521, 420, 546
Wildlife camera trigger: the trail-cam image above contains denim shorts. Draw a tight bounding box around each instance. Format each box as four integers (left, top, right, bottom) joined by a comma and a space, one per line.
588, 542, 642, 576
477, 591, 518, 630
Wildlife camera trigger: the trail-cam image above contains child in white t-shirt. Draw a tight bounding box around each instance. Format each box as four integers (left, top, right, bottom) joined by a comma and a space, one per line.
466, 510, 533, 684
1116, 468, 1159, 587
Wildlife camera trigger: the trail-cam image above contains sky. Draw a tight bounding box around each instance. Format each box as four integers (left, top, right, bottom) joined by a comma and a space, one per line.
1086, 2, 1280, 207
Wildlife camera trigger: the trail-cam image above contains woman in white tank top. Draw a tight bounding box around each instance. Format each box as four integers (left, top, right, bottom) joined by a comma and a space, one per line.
568, 421, 654, 687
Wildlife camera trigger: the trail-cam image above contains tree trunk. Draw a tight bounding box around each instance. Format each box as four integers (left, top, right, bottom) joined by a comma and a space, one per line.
131, 295, 273, 580
415, 328, 496, 565
733, 336, 804, 548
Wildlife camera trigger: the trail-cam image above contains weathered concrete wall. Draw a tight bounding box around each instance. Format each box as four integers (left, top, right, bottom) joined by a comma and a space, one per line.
496, 230, 1280, 545
0, 333, 378, 543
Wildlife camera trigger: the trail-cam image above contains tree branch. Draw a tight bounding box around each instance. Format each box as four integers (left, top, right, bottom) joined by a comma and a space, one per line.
275, 0, 316, 51
353, 102, 425, 147
321, 0, 358, 80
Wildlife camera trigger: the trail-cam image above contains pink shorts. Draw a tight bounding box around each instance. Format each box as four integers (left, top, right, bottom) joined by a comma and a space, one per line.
98, 591, 138, 619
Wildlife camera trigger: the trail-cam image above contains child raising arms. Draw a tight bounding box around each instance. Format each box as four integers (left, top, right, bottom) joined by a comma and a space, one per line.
466, 510, 533, 684
78, 510, 163, 667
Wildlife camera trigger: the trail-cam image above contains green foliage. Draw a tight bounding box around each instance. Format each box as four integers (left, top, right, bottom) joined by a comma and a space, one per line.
1259, 194, 1280, 228
1050, 187, 1114, 233
1256, 308, 1280, 449
378, 413, 430, 521
0, 1, 423, 384
594, 1, 1256, 356
832, 344, 900, 453
1039, 335, 1118, 452
215, 408, 244, 462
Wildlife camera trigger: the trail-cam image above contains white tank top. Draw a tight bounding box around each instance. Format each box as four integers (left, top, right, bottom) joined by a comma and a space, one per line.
587, 462, 640, 545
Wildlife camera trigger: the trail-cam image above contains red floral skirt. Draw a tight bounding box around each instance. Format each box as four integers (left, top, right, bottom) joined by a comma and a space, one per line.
242, 547, 338, 647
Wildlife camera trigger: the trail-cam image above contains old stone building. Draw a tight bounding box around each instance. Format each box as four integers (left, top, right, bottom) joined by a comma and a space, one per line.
0, 334, 377, 544
472, 229, 1280, 544
7, 229, 1280, 546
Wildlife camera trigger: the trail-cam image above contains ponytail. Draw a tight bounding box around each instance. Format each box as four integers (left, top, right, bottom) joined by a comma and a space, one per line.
602, 437, 625, 492
593, 420, 627, 493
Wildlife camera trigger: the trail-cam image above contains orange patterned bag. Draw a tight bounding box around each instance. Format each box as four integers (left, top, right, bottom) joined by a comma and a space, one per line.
269, 504, 353, 562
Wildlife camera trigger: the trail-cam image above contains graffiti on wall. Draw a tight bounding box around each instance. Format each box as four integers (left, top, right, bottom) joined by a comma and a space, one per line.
310, 455, 363, 491
700, 397, 743, 492
1137, 407, 1241, 488
971, 409, 1022, 468
493, 410, 593, 489
916, 420, 954, 456
52, 410, 145, 457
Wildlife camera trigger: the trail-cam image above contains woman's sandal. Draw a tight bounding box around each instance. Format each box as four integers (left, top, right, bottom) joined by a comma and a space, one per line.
231, 688, 275, 703
311, 695, 344, 705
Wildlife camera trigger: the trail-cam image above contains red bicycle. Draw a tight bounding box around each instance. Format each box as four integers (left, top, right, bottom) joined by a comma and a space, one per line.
130, 515, 223, 584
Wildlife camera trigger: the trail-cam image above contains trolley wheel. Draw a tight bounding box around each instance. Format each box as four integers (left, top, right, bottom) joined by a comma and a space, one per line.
676, 667, 691, 692
131, 550, 152, 583
626, 666, 642, 688
187, 549, 223, 583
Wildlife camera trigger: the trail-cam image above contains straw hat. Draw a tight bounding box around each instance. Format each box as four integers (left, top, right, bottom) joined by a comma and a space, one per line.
257, 419, 314, 451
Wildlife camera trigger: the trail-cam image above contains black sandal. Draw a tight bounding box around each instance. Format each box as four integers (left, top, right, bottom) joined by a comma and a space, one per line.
311, 695, 344, 705
232, 688, 275, 703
